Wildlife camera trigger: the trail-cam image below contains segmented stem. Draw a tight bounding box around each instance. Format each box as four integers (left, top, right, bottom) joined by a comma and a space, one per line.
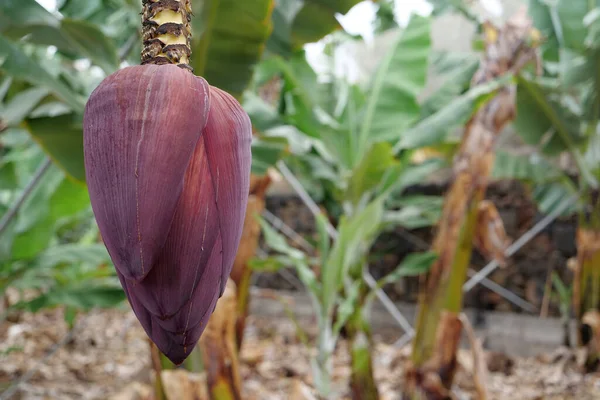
141, 0, 193, 72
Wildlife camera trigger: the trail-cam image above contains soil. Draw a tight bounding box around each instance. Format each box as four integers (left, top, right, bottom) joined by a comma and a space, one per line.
1, 301, 599, 400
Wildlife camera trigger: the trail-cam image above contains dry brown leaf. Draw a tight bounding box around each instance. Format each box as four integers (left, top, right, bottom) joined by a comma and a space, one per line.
290, 379, 318, 400
474, 200, 510, 267
200, 279, 242, 399
108, 382, 153, 400
231, 174, 271, 349
161, 370, 208, 400
460, 313, 490, 400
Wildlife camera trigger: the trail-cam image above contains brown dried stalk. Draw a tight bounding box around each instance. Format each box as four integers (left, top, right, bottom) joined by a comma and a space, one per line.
404, 9, 541, 399
460, 313, 490, 400
200, 280, 242, 400
573, 227, 600, 371
230, 174, 272, 349
150, 341, 167, 400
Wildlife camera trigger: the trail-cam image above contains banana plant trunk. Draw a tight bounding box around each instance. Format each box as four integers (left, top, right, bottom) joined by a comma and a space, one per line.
199, 175, 271, 398
230, 174, 272, 349
403, 14, 539, 399
573, 193, 600, 371
201, 279, 243, 400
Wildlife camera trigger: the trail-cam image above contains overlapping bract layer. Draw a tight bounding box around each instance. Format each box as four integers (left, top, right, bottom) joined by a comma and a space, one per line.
83, 64, 251, 364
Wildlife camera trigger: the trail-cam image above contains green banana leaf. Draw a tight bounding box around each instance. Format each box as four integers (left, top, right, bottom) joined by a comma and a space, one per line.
191, 0, 275, 99
0, 0, 119, 74
267, 0, 363, 56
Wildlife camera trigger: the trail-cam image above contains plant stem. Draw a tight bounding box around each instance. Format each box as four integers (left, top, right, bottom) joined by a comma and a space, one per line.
347, 304, 379, 400
159, 353, 175, 370
404, 14, 539, 397
141, 0, 193, 71
183, 345, 204, 372
573, 190, 600, 370
201, 280, 242, 400
150, 341, 167, 400
230, 175, 271, 349
0, 159, 51, 238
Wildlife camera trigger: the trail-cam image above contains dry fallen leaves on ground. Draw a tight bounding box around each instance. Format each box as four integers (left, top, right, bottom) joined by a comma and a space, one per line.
1, 307, 600, 399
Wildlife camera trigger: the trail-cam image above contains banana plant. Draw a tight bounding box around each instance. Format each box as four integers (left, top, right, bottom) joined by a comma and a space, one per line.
504, 0, 600, 371
401, 12, 543, 398
0, 1, 379, 398
251, 8, 529, 395
251, 14, 492, 398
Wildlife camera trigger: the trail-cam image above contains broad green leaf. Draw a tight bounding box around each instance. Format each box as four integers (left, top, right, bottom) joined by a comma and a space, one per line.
0, 76, 12, 101
378, 251, 437, 287
30, 101, 72, 119
383, 207, 440, 230
59, 19, 119, 74
1, 87, 51, 126
428, 0, 479, 21
584, 124, 600, 177
429, 51, 477, 75
0, 160, 18, 190
257, 215, 321, 299
18, 286, 125, 312
64, 306, 77, 328
251, 137, 288, 175
331, 280, 361, 337
248, 256, 290, 272
514, 77, 588, 169
360, 15, 431, 146
0, 1, 119, 74
556, 0, 596, 52
0, 127, 31, 148
374, 0, 397, 34
0, 0, 58, 31
299, 154, 339, 183
347, 142, 399, 205
268, 0, 362, 54
15, 165, 63, 233
49, 177, 90, 221
37, 244, 111, 270
532, 181, 578, 216
59, 0, 104, 20
258, 217, 306, 261
528, 0, 559, 61
265, 0, 303, 57
11, 214, 55, 260
559, 48, 595, 87
191, 0, 274, 99
584, 8, 600, 49
551, 271, 571, 303
291, 3, 340, 46
394, 76, 508, 151
384, 196, 443, 229
421, 54, 479, 117
243, 92, 283, 131
264, 125, 314, 155
315, 213, 331, 269
492, 150, 564, 182
8, 165, 66, 261
25, 113, 85, 182
322, 198, 384, 314
294, 258, 321, 300
272, 53, 334, 144
0, 35, 84, 111
382, 158, 445, 196
267, 53, 355, 168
